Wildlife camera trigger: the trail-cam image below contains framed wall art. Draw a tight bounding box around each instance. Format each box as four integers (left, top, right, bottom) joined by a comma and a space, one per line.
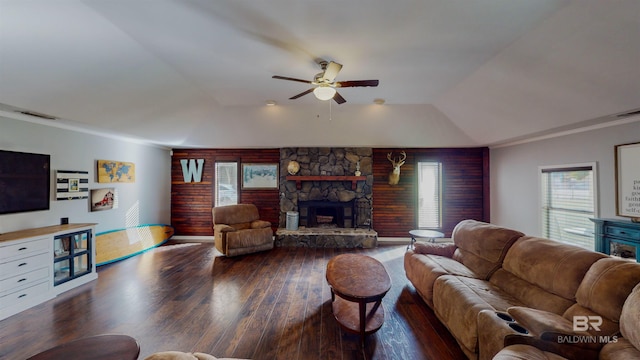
91, 188, 116, 212
56, 170, 89, 200
97, 160, 135, 183
242, 163, 278, 189
615, 142, 640, 221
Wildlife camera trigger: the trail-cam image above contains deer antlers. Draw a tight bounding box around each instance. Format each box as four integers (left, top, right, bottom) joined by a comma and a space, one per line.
387, 151, 407, 168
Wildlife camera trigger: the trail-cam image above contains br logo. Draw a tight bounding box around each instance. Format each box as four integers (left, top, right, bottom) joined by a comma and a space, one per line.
573, 315, 602, 332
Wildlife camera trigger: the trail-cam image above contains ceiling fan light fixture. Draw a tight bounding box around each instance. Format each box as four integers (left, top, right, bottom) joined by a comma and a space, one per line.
313, 86, 336, 101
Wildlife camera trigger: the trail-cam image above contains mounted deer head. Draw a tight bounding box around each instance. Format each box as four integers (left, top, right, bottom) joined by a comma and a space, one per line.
387, 151, 407, 185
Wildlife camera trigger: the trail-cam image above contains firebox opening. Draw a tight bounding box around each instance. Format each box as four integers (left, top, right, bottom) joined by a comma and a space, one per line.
299, 200, 354, 229
313, 206, 341, 228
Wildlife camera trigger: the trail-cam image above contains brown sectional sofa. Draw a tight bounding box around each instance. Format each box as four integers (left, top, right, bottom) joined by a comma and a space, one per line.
404, 219, 640, 360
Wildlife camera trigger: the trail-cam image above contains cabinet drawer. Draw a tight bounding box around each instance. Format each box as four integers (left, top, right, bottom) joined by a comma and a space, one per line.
605, 226, 640, 241
0, 252, 50, 280
0, 237, 49, 261
0, 280, 49, 310
0, 267, 49, 294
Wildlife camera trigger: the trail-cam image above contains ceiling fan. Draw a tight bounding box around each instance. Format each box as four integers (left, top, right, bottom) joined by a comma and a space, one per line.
272, 61, 379, 104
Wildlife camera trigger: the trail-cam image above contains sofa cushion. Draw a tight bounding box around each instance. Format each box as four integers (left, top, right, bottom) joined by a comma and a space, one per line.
490, 269, 574, 315
414, 241, 456, 257
144, 351, 219, 360
231, 222, 252, 231
574, 258, 640, 322
599, 338, 640, 360
501, 236, 607, 301
493, 345, 567, 360
250, 220, 271, 229
451, 220, 524, 279
620, 283, 640, 351
598, 287, 639, 359
404, 251, 478, 307
225, 227, 274, 256
144, 351, 248, 360
433, 275, 524, 354
561, 303, 620, 336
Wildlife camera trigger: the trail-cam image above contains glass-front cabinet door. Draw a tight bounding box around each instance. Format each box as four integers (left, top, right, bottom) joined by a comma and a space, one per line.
53, 229, 92, 285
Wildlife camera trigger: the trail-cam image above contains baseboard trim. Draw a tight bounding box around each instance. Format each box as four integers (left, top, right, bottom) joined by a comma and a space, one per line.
169, 235, 451, 246
377, 236, 452, 245
171, 235, 215, 242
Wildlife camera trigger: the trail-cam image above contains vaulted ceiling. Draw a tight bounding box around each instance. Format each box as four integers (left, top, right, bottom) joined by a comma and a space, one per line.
0, 0, 638, 148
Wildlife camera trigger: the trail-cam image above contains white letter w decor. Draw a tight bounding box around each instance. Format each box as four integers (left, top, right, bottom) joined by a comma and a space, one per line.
180, 159, 205, 183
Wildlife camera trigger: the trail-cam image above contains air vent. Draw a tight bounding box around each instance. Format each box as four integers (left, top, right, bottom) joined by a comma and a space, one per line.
616, 109, 640, 118
16, 110, 57, 120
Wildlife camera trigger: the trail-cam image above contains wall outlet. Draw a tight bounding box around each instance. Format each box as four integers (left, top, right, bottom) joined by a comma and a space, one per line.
60, 217, 69, 225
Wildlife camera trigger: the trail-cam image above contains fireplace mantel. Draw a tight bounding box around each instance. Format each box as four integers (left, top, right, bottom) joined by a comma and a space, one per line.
286, 175, 366, 190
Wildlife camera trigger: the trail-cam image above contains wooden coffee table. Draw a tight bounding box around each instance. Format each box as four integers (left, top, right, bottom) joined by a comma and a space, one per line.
27, 334, 140, 360
326, 253, 391, 347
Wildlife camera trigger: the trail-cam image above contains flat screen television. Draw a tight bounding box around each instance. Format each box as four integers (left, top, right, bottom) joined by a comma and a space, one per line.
0, 150, 51, 215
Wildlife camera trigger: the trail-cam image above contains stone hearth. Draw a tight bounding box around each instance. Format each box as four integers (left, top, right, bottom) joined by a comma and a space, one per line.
275, 227, 378, 248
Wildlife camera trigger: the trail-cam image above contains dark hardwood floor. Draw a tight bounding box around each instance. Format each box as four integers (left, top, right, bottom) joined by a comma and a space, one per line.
0, 242, 466, 360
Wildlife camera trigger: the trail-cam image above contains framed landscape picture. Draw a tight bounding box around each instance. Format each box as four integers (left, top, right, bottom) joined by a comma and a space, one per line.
242, 163, 278, 189
615, 142, 640, 221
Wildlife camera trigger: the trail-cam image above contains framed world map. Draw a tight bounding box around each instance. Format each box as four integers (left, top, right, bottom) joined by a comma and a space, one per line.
97, 160, 135, 183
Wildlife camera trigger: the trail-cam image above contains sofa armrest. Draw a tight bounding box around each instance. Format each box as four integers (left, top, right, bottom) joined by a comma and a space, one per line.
504, 333, 600, 360
506, 307, 604, 359
214, 224, 236, 233
508, 307, 585, 337
540, 332, 604, 351
251, 220, 271, 229
413, 242, 456, 258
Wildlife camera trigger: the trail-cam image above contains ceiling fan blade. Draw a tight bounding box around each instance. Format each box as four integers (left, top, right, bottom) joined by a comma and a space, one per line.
322, 61, 343, 82
333, 91, 346, 104
289, 88, 314, 100
272, 75, 313, 84
336, 80, 379, 88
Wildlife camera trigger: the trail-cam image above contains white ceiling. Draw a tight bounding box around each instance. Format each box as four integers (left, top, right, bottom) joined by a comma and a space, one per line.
0, 0, 638, 148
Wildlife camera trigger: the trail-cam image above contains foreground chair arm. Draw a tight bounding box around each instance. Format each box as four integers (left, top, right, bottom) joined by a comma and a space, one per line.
502, 332, 601, 360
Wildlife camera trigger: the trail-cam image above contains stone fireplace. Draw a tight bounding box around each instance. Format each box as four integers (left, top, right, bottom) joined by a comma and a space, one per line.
276, 147, 377, 247
278, 147, 373, 227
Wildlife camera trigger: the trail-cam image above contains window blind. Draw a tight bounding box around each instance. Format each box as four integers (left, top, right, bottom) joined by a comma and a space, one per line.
540, 165, 596, 250
418, 162, 442, 229
214, 162, 238, 207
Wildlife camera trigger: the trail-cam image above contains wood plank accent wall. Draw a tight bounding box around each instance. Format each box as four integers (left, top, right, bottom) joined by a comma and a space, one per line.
171, 148, 488, 238
171, 149, 280, 236
372, 148, 489, 237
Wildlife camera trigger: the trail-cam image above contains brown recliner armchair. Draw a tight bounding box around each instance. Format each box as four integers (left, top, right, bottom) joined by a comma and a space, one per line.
212, 204, 273, 257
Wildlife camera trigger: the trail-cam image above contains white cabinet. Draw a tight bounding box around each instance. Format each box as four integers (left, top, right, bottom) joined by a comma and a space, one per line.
0, 224, 97, 320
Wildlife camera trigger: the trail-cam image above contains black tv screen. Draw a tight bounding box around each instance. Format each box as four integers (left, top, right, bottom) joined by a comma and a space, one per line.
0, 150, 51, 215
